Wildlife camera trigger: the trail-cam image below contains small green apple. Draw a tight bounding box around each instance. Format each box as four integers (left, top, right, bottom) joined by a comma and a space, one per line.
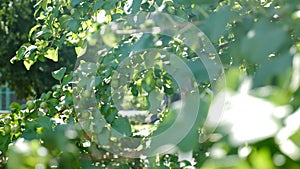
26, 100, 35, 110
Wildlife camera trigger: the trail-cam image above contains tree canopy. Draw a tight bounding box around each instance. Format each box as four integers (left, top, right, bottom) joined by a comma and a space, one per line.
0, 0, 76, 98
1, 0, 300, 168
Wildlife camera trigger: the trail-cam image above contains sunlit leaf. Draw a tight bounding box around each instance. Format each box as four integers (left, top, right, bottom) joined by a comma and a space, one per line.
23, 59, 35, 70
75, 44, 87, 57
290, 128, 300, 147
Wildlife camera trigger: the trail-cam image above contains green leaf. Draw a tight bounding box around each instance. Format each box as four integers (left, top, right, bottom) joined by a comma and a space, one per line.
93, 0, 105, 11
141, 70, 155, 92
48, 98, 59, 107
226, 67, 243, 91
132, 34, 153, 51
71, 0, 84, 7
24, 48, 36, 59
59, 15, 72, 29
249, 148, 274, 169
102, 0, 118, 10
0, 134, 10, 152
131, 0, 142, 14
97, 127, 110, 146
105, 107, 118, 123
117, 164, 131, 169
142, 80, 153, 92
28, 25, 41, 39
290, 128, 300, 147
253, 53, 293, 88
36, 116, 53, 130
131, 85, 139, 96
41, 0, 50, 10
16, 46, 27, 60
112, 117, 132, 137
163, 85, 174, 95
52, 67, 67, 81
141, 2, 150, 10
68, 18, 80, 33
156, 0, 163, 6
241, 20, 289, 64
202, 6, 232, 42
45, 47, 58, 62
35, 29, 52, 39
266, 88, 292, 105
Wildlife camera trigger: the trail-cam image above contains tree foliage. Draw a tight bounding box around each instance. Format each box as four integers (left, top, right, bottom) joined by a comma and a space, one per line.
1, 0, 300, 168
0, 0, 76, 98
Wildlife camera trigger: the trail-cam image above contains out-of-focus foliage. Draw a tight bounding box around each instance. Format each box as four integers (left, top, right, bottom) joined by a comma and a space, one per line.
0, 0, 300, 169
0, 0, 76, 98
